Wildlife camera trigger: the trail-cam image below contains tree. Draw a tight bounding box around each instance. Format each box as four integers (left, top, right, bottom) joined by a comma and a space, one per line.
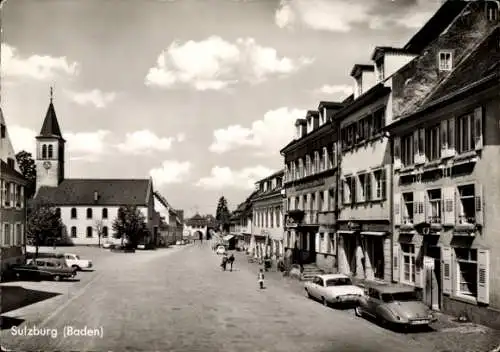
111, 206, 148, 247
15, 150, 37, 199
215, 196, 231, 233
94, 220, 104, 248
27, 204, 64, 258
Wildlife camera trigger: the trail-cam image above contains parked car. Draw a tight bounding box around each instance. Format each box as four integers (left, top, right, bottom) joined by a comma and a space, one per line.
355, 283, 437, 329
304, 274, 364, 307
216, 245, 226, 255
62, 253, 93, 271
102, 241, 113, 249
26, 258, 77, 281
7, 263, 42, 281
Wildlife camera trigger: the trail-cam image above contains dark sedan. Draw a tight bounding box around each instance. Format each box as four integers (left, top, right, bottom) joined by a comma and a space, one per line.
26, 258, 77, 281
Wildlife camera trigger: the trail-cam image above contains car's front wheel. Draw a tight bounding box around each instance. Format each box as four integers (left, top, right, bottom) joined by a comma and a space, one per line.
322, 297, 329, 307
354, 306, 363, 317
53, 275, 61, 281
305, 289, 312, 298
72, 265, 80, 271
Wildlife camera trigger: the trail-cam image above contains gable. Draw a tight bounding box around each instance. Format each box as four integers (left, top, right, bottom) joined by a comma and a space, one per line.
0, 108, 23, 174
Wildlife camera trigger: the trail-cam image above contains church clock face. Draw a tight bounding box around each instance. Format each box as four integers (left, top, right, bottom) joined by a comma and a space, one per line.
43, 161, 51, 170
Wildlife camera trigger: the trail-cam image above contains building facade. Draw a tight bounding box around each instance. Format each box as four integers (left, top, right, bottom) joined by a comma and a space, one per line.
387, 5, 500, 327
281, 104, 343, 272
251, 170, 284, 261
0, 108, 27, 272
184, 213, 210, 241
230, 192, 256, 251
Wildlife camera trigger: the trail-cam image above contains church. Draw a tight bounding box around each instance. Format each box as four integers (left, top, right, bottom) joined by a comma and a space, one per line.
33, 91, 166, 246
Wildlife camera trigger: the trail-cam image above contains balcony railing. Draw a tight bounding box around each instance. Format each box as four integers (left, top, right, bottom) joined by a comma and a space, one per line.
427, 215, 442, 224
458, 215, 476, 225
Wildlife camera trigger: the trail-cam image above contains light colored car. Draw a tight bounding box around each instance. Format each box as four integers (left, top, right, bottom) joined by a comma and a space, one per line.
355, 284, 437, 329
304, 274, 364, 307
216, 245, 226, 255
62, 253, 93, 271
102, 241, 113, 249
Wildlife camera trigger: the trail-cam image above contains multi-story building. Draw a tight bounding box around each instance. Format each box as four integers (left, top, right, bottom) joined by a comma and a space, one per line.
33, 93, 159, 245
251, 170, 284, 261
281, 103, 344, 272
386, 3, 500, 327
153, 192, 180, 246
184, 213, 210, 241
230, 191, 257, 251
0, 108, 27, 272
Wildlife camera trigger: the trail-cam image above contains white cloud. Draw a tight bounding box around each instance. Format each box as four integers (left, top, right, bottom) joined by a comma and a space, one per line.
209, 107, 306, 154
314, 84, 352, 97
176, 133, 186, 142
8, 125, 37, 154
150, 160, 192, 186
145, 36, 313, 90
195, 165, 274, 190
65, 89, 117, 108
1, 43, 80, 80
115, 130, 175, 155
275, 0, 439, 32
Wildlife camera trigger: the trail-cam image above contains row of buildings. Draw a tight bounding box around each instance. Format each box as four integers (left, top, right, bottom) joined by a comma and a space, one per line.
0, 92, 184, 273
229, 0, 500, 329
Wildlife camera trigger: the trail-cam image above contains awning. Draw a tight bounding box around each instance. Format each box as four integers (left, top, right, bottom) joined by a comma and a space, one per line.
223, 235, 235, 241
337, 230, 355, 235
360, 231, 387, 236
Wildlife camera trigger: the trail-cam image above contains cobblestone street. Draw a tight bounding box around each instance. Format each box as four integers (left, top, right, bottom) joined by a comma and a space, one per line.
1, 243, 499, 352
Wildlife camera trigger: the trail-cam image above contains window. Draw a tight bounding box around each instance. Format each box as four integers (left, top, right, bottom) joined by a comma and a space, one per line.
401, 243, 416, 284
319, 150, 324, 172
455, 248, 477, 298
102, 208, 108, 219
0, 124, 5, 138
439, 51, 453, 71
16, 223, 22, 245
102, 226, 108, 238
42, 144, 47, 159
314, 151, 320, 173
343, 177, 352, 204
356, 77, 363, 96
372, 109, 384, 135
15, 185, 21, 207
4, 182, 11, 207
457, 113, 474, 154
357, 174, 367, 203
376, 59, 384, 82
86, 226, 93, 238
373, 169, 385, 200
403, 192, 414, 224
401, 133, 414, 166
487, 4, 499, 21
298, 159, 304, 178
86, 208, 93, 219
71, 208, 77, 219
276, 208, 281, 228
358, 119, 366, 143
48, 145, 53, 159
425, 124, 441, 161
305, 155, 311, 176
71, 226, 77, 238
3, 223, 10, 245
458, 184, 476, 224
427, 189, 442, 224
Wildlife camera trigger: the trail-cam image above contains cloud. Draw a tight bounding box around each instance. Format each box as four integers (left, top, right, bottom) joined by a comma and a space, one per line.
115, 130, 175, 155
1, 43, 80, 80
195, 165, 274, 190
65, 89, 117, 108
145, 36, 313, 90
7, 125, 37, 154
150, 160, 192, 186
314, 84, 352, 97
274, 0, 439, 32
209, 107, 306, 154
176, 133, 186, 142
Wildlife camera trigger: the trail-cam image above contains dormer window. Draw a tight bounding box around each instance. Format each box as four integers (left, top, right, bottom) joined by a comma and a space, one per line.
356, 76, 363, 96
376, 58, 384, 82
438, 51, 453, 71
487, 3, 499, 21
1, 124, 5, 138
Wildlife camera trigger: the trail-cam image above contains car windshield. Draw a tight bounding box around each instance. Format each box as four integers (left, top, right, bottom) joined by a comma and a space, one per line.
381, 291, 418, 302
326, 278, 352, 287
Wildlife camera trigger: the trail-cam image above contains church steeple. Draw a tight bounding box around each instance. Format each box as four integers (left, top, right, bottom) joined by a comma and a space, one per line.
38, 86, 63, 139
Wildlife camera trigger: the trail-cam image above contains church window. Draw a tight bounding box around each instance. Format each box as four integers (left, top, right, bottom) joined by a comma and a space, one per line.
86, 208, 93, 219
102, 226, 108, 238
48, 145, 53, 159
71, 208, 77, 219
71, 226, 77, 238
102, 208, 108, 219
86, 226, 93, 238
42, 145, 48, 159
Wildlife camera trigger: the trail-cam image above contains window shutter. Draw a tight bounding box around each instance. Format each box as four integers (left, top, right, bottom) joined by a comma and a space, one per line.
474, 106, 483, 150
356, 176, 362, 203
341, 178, 347, 204
351, 177, 356, 204
477, 249, 490, 304
394, 192, 401, 225
448, 118, 456, 156
381, 168, 387, 199
475, 183, 483, 226
394, 137, 402, 170
323, 147, 329, 170
315, 233, 320, 253
414, 245, 424, 288
413, 130, 420, 164
440, 119, 448, 157
442, 246, 452, 295
419, 128, 427, 163
332, 143, 337, 167
365, 173, 372, 202
392, 243, 400, 282
424, 191, 430, 223
443, 187, 456, 226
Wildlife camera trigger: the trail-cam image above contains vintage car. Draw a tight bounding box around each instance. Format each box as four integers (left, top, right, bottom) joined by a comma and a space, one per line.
216, 245, 226, 255
8, 263, 42, 281
304, 274, 364, 307
355, 283, 437, 329
62, 253, 93, 271
26, 258, 77, 281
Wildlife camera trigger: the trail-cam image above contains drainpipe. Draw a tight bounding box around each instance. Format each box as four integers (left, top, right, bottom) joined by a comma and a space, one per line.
332, 117, 341, 274
388, 132, 395, 283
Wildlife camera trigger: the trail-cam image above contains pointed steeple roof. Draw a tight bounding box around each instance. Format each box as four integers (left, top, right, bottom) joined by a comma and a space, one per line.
38, 87, 63, 138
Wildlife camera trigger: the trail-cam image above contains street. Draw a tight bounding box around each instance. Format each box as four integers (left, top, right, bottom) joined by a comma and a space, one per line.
1, 243, 499, 352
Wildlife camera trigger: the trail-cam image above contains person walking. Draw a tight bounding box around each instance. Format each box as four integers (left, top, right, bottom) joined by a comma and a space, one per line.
221, 253, 228, 271
258, 269, 265, 289
228, 253, 235, 271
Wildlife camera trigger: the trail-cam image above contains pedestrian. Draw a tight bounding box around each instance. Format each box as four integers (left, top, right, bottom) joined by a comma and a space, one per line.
258, 269, 265, 289
228, 253, 235, 271
221, 253, 228, 271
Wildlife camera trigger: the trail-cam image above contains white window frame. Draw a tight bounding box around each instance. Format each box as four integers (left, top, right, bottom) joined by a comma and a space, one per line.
438, 50, 453, 71
3, 223, 11, 246
457, 183, 476, 224
457, 113, 474, 154
401, 134, 414, 167
401, 243, 416, 285
372, 169, 383, 200
402, 192, 414, 224
426, 124, 441, 161
455, 248, 478, 301
15, 222, 22, 245
427, 189, 442, 224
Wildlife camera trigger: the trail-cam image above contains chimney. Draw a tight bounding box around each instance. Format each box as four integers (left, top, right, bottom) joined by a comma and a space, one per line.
93, 191, 99, 202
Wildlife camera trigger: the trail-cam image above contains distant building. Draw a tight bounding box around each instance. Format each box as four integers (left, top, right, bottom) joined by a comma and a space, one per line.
230, 190, 258, 251
184, 213, 209, 241
0, 108, 28, 271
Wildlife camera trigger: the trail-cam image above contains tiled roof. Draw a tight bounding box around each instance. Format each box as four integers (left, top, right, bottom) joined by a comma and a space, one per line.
38, 102, 63, 138
424, 27, 500, 105
34, 178, 150, 206
1, 160, 26, 181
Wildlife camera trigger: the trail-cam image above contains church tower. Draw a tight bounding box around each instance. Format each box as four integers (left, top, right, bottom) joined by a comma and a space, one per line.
35, 87, 65, 193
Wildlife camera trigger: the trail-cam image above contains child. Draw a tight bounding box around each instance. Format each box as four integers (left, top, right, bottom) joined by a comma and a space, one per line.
258, 269, 265, 289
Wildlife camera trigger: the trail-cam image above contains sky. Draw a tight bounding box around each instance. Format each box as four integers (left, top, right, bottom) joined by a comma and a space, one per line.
1, 0, 441, 217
